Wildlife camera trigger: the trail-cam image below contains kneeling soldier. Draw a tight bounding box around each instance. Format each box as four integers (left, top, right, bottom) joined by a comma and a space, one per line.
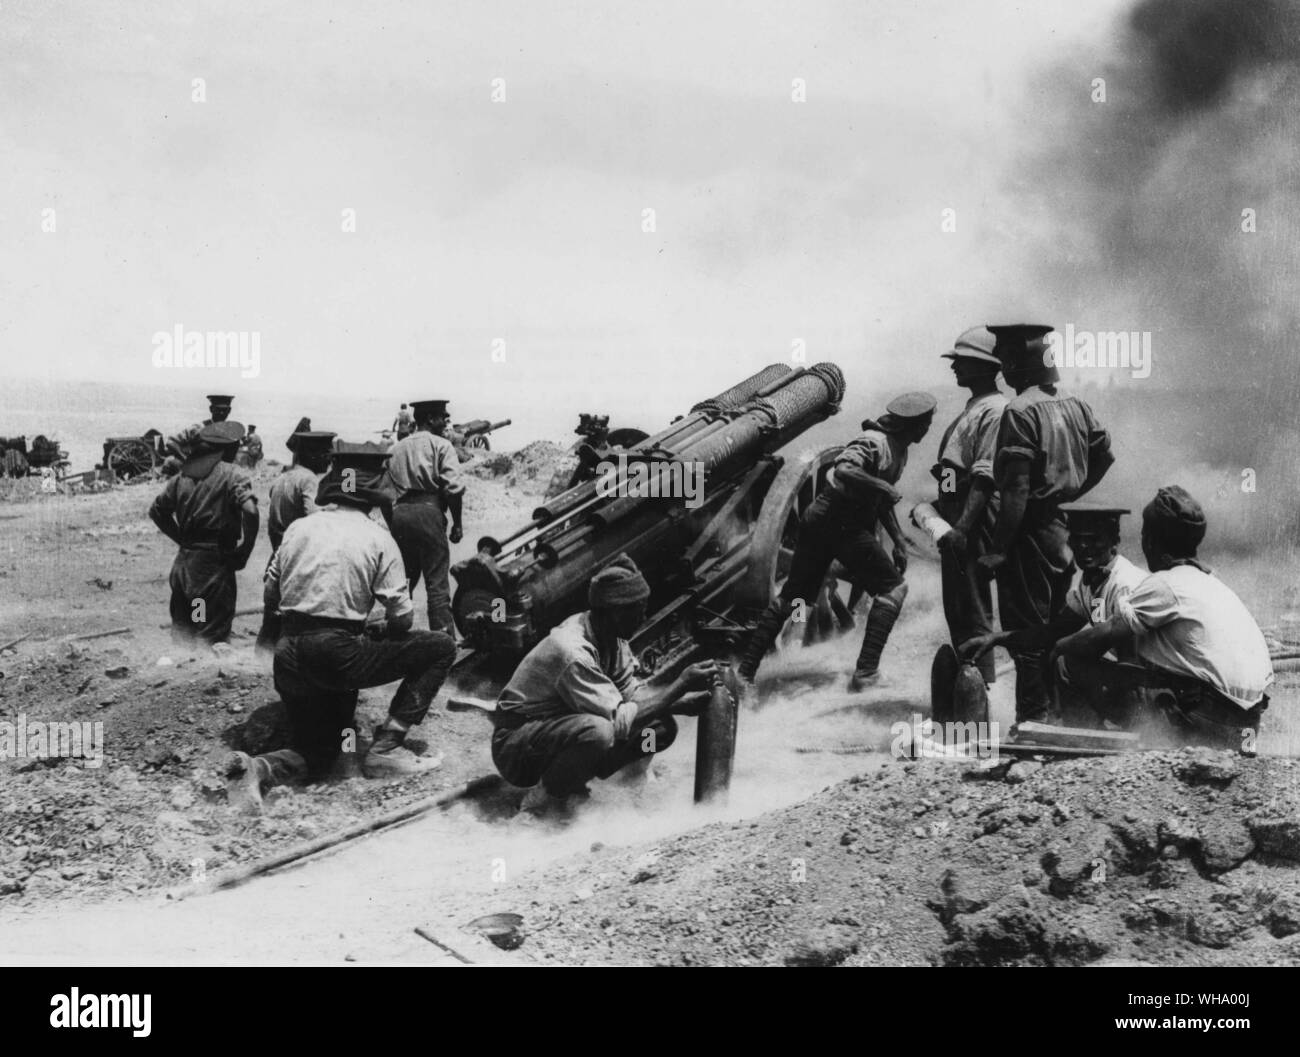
491, 554, 719, 816
226, 444, 455, 813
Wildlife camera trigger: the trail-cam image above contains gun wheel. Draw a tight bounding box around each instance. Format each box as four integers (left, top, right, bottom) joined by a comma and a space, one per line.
736, 443, 854, 652
466, 434, 490, 450
107, 439, 158, 481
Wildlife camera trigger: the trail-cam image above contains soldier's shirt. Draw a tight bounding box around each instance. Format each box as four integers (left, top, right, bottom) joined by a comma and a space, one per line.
385, 431, 465, 498
936, 391, 1008, 485
833, 428, 908, 485
1065, 553, 1145, 660
993, 386, 1111, 504
149, 460, 254, 549
267, 465, 320, 542
496, 612, 640, 726
1116, 565, 1274, 709
266, 505, 412, 623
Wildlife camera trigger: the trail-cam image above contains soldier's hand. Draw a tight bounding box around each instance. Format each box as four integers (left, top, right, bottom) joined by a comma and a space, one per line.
937, 528, 967, 558
961, 634, 999, 662
449, 524, 464, 544
976, 553, 1006, 580
681, 660, 720, 691
892, 544, 908, 575
672, 689, 712, 716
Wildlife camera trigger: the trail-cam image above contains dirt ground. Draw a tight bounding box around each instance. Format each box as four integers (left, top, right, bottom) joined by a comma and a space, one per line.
1, 448, 1298, 966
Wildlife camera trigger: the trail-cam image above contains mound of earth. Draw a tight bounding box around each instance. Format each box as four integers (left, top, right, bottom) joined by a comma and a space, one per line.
506, 749, 1300, 966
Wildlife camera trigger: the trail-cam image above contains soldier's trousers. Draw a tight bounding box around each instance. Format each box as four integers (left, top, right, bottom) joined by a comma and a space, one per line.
491, 712, 678, 798
168, 546, 236, 645
740, 492, 904, 679
262, 622, 456, 782
391, 497, 454, 637
995, 514, 1073, 721
933, 495, 997, 685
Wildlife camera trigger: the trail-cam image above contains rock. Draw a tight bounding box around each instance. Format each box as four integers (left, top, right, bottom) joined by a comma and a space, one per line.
1005, 761, 1042, 784
60, 865, 85, 880
227, 702, 244, 714
783, 924, 859, 967
143, 745, 178, 768
1197, 817, 1254, 872
1246, 814, 1300, 862
0, 875, 25, 895
1175, 748, 1240, 785
574, 886, 594, 901
104, 666, 130, 679
169, 786, 196, 811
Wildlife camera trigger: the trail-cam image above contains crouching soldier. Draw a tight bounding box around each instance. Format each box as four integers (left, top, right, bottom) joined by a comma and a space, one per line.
963, 502, 1145, 723
149, 420, 258, 648
491, 554, 719, 816
225, 444, 456, 813
1044, 486, 1274, 749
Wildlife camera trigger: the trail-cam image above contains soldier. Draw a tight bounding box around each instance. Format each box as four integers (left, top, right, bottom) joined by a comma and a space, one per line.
241, 425, 263, 468
1045, 487, 1273, 748
225, 445, 456, 813
256, 430, 337, 651
164, 394, 235, 470
490, 555, 719, 817
976, 323, 1114, 722
148, 421, 258, 647
931, 326, 1008, 685
385, 398, 465, 637
963, 503, 1145, 723
737, 392, 937, 691
393, 403, 414, 440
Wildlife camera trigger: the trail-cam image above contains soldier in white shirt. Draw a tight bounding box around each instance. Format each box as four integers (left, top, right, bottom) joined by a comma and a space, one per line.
1047, 486, 1273, 749
225, 444, 456, 813
965, 503, 1143, 723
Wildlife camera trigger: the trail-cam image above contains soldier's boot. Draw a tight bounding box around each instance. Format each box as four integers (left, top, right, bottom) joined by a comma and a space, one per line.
363, 721, 442, 779
736, 602, 789, 682
848, 583, 908, 692
224, 751, 271, 815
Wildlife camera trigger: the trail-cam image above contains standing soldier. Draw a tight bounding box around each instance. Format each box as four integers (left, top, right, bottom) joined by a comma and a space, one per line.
737, 392, 936, 691
256, 430, 336, 650
976, 323, 1114, 723
148, 421, 259, 648
164, 394, 235, 473
226, 444, 456, 812
963, 502, 1145, 724
386, 398, 464, 637
240, 425, 263, 468
931, 327, 1007, 685
393, 403, 414, 440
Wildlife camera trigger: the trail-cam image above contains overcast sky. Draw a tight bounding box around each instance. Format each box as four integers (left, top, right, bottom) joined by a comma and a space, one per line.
4, 0, 1132, 433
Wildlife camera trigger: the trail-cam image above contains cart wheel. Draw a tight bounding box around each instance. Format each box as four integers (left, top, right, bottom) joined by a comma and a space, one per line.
467, 434, 490, 450
107, 439, 158, 481
735, 443, 847, 653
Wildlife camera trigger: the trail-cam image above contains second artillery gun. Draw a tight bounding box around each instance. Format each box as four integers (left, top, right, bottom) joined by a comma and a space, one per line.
450, 362, 850, 801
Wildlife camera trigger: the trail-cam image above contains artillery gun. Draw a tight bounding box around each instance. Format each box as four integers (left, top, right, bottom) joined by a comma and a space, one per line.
0, 435, 70, 478
448, 418, 512, 460
450, 362, 851, 800
543, 413, 652, 499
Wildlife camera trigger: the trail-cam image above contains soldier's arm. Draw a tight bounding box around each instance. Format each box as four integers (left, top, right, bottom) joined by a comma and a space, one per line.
1053, 613, 1132, 660
988, 456, 1030, 554
439, 441, 465, 538
148, 480, 182, 544
263, 549, 282, 612
1080, 422, 1115, 497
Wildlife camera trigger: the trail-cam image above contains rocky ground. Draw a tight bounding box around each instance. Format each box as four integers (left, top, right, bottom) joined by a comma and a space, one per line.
1, 442, 1298, 965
